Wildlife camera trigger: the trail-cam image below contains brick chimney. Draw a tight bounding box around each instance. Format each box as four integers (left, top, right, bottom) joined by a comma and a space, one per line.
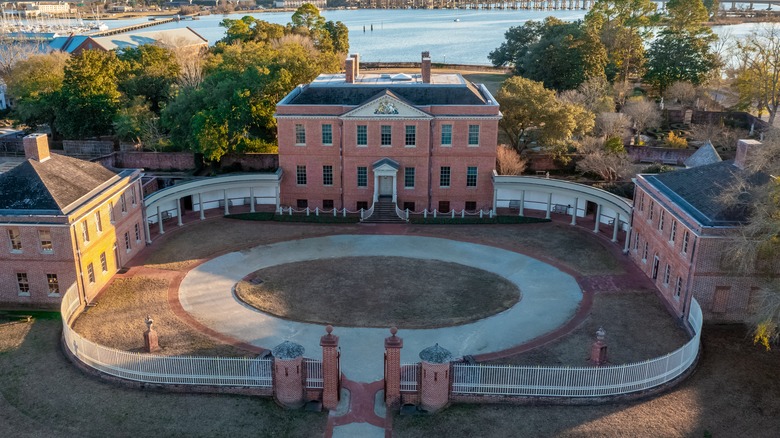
350, 53, 360, 79
421, 52, 431, 84
23, 133, 50, 162
345, 57, 355, 84
734, 139, 761, 170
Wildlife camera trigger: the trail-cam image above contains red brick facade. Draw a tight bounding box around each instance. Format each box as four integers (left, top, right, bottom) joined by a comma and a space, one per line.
0, 136, 145, 307
276, 56, 500, 213
420, 361, 450, 412
630, 159, 772, 322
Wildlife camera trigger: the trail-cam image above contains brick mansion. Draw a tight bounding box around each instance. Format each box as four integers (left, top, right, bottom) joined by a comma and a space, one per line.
0, 53, 775, 327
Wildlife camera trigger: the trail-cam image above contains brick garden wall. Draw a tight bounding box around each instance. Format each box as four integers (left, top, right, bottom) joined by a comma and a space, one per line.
220, 153, 279, 171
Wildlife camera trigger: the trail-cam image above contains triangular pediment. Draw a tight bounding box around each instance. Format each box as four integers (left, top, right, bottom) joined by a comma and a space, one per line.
341, 91, 432, 119
373, 157, 400, 171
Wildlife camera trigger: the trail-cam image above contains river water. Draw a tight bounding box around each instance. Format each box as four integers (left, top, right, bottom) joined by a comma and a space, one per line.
101, 9, 763, 65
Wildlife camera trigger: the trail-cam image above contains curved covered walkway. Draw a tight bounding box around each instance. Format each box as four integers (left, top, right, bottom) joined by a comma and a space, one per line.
178, 234, 583, 382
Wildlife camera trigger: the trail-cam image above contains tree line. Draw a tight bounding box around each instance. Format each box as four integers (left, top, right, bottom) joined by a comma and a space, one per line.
3, 4, 347, 162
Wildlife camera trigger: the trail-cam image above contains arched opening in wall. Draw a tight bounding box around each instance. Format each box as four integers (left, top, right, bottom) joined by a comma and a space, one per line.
586, 201, 597, 218
652, 255, 660, 280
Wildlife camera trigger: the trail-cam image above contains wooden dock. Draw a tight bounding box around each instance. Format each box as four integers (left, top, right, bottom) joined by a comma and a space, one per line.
86, 16, 178, 37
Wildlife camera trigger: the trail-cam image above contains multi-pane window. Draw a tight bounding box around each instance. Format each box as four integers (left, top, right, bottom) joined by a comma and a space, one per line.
297, 199, 308, 208
381, 125, 392, 146
675, 277, 683, 298
321, 124, 333, 145
296, 165, 307, 185
295, 124, 306, 145
100, 252, 108, 272
441, 124, 452, 146
682, 231, 690, 254
404, 167, 415, 189
47, 273, 59, 295
39, 230, 52, 252
440, 166, 451, 188
87, 263, 95, 284
109, 202, 115, 223
468, 124, 480, 146
438, 201, 450, 212
466, 167, 478, 187
8, 228, 22, 251
670, 220, 677, 243
323, 199, 334, 210
658, 210, 665, 231
648, 201, 654, 221
643, 242, 649, 261
357, 167, 367, 187
663, 264, 671, 285
17, 273, 29, 295
405, 125, 416, 146
465, 201, 477, 211
357, 125, 367, 146
130, 186, 137, 205
125, 232, 131, 251
134, 223, 141, 242
121, 194, 127, 213
639, 192, 645, 211
95, 211, 102, 233
634, 232, 640, 251
323, 165, 333, 186
81, 221, 90, 243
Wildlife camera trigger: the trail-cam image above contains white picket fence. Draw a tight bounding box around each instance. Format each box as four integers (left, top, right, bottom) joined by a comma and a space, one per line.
60, 287, 273, 388
450, 299, 703, 398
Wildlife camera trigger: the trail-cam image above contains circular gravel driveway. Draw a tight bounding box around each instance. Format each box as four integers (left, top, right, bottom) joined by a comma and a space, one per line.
178, 234, 583, 382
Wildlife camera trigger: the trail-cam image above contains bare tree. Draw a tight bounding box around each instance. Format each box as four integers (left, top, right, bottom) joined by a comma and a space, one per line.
496, 145, 527, 175
621, 97, 661, 145
721, 133, 780, 348
0, 38, 48, 84
664, 81, 697, 107
157, 36, 206, 89
595, 112, 632, 140
575, 137, 634, 182
733, 24, 780, 124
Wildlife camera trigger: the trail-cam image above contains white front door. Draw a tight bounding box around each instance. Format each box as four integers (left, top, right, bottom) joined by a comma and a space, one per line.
379, 176, 393, 196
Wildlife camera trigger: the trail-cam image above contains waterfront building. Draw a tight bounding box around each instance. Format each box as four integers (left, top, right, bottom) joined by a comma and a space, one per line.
630, 139, 775, 321
275, 52, 501, 214
49, 27, 208, 55
0, 134, 145, 307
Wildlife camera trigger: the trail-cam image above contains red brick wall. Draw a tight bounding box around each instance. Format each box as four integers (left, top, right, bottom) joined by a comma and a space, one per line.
117, 152, 196, 171
273, 356, 304, 408
420, 362, 450, 412
219, 153, 279, 171
630, 176, 770, 322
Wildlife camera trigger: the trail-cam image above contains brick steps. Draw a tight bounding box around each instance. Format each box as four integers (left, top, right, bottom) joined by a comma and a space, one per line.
363, 201, 406, 224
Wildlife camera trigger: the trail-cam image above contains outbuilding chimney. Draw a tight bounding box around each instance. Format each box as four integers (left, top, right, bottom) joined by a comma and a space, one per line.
734, 139, 761, 170
421, 52, 431, 84
345, 57, 355, 83
350, 53, 360, 79
23, 133, 50, 162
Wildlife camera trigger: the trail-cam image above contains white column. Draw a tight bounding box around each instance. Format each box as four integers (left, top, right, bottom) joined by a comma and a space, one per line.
570, 197, 578, 225
392, 175, 397, 203
144, 216, 152, 244
492, 188, 497, 213
612, 212, 620, 242
545, 192, 552, 219
223, 190, 229, 215
177, 198, 183, 226
623, 224, 632, 253
373, 173, 379, 203
519, 190, 525, 216
593, 204, 602, 233
275, 185, 280, 211
198, 193, 205, 220
249, 187, 256, 213
157, 205, 164, 235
